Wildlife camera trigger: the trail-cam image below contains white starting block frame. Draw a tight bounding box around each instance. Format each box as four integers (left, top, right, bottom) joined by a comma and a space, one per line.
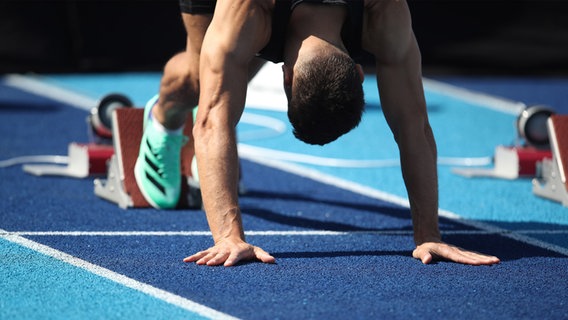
452, 145, 552, 180
94, 154, 134, 209
533, 115, 568, 207
23, 142, 114, 178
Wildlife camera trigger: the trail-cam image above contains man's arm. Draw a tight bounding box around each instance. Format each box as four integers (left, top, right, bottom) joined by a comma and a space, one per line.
184, 0, 275, 267
362, 0, 499, 265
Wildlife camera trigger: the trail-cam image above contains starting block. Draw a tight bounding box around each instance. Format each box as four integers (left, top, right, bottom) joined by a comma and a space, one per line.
21, 94, 130, 179
94, 108, 202, 209
533, 115, 568, 206
453, 105, 554, 180
23, 143, 114, 178
452, 145, 552, 180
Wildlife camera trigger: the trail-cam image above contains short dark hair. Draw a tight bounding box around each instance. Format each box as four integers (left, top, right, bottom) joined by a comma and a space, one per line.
287, 52, 365, 145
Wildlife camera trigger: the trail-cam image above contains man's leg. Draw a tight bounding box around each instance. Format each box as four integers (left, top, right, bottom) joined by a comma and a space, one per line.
134, 11, 266, 209
134, 13, 212, 209
153, 13, 212, 129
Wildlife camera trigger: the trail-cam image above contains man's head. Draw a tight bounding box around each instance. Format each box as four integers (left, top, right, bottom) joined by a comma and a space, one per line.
283, 47, 365, 146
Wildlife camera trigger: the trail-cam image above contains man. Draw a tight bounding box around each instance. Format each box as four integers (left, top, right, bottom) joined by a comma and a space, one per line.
135, 0, 500, 267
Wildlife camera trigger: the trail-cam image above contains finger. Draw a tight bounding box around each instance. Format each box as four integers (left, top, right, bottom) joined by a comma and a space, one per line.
462, 252, 500, 265
429, 244, 474, 264
421, 252, 433, 264
254, 247, 276, 264
207, 251, 231, 266
461, 250, 500, 264
222, 247, 275, 267
416, 244, 475, 265
442, 246, 496, 265
197, 251, 219, 265
462, 251, 500, 265
481, 255, 500, 264
439, 246, 500, 266
183, 250, 208, 263
224, 251, 243, 267
224, 245, 258, 267
412, 247, 433, 264
183, 256, 196, 263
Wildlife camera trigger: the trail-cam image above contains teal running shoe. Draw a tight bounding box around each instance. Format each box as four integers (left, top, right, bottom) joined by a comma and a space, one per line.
134, 95, 187, 209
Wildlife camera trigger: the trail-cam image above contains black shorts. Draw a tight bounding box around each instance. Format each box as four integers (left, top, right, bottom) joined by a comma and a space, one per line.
177, 0, 362, 63
179, 0, 349, 14
177, 0, 288, 63
179, 0, 216, 14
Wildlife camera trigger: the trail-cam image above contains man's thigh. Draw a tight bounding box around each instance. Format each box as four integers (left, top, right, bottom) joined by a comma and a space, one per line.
178, 0, 215, 55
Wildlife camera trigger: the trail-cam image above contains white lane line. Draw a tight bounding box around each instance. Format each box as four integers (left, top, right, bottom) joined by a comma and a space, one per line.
3, 229, 568, 237
422, 78, 526, 115
2, 74, 97, 111
0, 229, 239, 320
5, 229, 568, 257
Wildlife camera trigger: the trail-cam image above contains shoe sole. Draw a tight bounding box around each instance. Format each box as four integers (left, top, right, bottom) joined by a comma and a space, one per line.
134, 158, 164, 209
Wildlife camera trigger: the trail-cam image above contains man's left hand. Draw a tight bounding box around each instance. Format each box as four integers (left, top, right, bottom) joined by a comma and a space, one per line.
413, 241, 500, 265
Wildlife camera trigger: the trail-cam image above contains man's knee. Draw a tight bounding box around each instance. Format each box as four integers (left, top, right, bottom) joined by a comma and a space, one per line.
161, 52, 200, 103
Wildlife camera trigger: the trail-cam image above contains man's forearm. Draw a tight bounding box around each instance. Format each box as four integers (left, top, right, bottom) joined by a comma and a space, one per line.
372, 31, 441, 246
398, 123, 441, 245
193, 120, 244, 243
193, 48, 250, 244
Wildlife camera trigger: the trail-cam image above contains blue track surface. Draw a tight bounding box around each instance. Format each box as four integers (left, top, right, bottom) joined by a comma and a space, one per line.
1, 70, 568, 319
0, 238, 205, 320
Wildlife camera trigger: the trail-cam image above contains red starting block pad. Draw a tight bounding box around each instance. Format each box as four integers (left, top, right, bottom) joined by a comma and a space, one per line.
533, 115, 568, 206
94, 108, 201, 209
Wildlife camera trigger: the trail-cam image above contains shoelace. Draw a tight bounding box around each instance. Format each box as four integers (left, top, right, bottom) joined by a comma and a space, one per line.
151, 135, 188, 179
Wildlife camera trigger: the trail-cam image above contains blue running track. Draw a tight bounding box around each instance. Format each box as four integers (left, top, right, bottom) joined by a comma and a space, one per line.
1, 66, 568, 319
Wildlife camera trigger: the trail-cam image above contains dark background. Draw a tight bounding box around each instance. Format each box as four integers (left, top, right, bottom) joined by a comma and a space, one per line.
1, 1, 567, 75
